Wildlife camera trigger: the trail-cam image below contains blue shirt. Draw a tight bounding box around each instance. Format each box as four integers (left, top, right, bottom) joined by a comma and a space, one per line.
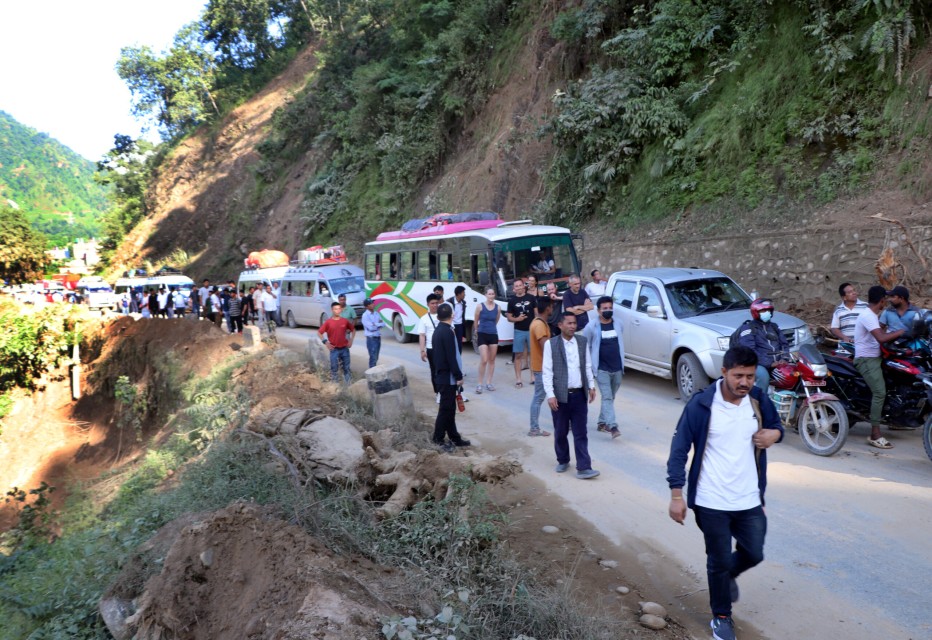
879, 305, 918, 335
361, 309, 384, 337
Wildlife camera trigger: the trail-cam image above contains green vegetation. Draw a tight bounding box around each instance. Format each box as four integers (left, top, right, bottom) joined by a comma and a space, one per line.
0, 203, 51, 283
0, 302, 75, 396
541, 0, 931, 224
0, 111, 108, 245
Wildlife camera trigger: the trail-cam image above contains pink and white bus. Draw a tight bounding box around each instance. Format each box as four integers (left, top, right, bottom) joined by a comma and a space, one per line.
363, 214, 582, 347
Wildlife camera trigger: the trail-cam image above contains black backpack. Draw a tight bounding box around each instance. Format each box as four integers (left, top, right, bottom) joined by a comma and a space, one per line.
730, 320, 755, 348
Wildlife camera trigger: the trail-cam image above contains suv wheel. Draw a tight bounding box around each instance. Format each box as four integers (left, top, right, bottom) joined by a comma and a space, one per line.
677, 352, 710, 401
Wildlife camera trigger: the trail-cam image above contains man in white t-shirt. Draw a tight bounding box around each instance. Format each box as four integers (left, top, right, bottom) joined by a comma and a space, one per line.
829, 282, 867, 341
418, 294, 442, 403
666, 345, 783, 640
260, 283, 279, 326
585, 269, 607, 299
853, 285, 905, 449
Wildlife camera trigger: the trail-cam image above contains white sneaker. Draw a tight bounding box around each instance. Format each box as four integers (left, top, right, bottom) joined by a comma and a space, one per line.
435, 392, 441, 404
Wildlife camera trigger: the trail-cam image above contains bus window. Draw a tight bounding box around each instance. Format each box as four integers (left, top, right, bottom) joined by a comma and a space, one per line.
470, 253, 490, 290
286, 282, 293, 295
380, 253, 396, 279
417, 251, 432, 280
439, 253, 453, 281
399, 251, 415, 279
365, 253, 379, 279
319, 281, 330, 297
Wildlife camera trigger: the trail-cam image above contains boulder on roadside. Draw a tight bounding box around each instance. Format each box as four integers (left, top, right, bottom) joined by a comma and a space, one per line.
305, 336, 330, 371
639, 614, 668, 630
639, 601, 667, 617
296, 416, 366, 483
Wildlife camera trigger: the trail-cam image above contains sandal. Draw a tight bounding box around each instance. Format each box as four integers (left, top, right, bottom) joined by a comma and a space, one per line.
514, 381, 523, 388
866, 436, 894, 449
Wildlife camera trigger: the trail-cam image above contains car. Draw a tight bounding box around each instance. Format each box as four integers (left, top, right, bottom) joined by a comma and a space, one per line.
605, 267, 814, 400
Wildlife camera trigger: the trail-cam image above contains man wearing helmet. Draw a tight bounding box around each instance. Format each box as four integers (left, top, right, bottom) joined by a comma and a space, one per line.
733, 299, 789, 392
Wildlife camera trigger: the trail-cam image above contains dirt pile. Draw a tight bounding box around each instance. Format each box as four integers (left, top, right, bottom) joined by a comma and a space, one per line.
102, 502, 396, 640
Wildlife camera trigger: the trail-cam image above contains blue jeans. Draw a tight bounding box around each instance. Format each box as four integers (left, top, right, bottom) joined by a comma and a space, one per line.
330, 347, 351, 383
694, 504, 767, 617
754, 365, 770, 392
551, 390, 592, 471
596, 369, 623, 429
529, 371, 547, 432
366, 336, 381, 368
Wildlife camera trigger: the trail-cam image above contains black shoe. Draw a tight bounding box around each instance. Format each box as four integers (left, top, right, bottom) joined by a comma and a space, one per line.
452, 439, 471, 447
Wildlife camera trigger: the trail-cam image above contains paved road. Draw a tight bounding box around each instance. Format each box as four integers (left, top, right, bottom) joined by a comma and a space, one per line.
277, 326, 931, 640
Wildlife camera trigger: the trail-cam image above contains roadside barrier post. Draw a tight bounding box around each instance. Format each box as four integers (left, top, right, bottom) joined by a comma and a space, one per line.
365, 364, 414, 423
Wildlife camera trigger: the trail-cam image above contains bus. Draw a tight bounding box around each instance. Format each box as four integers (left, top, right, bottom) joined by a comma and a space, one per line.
363, 215, 582, 346
76, 276, 117, 310
113, 270, 195, 303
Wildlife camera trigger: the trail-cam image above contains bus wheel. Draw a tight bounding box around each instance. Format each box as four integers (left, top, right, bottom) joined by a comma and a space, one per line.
287, 311, 297, 328
319, 313, 327, 328
392, 314, 411, 343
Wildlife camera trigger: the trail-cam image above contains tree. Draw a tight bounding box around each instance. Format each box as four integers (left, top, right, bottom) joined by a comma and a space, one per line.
203, 0, 283, 68
116, 23, 219, 140
95, 135, 157, 253
0, 204, 50, 284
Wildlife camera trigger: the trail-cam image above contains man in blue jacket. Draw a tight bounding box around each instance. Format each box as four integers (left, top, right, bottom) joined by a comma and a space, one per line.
666, 345, 783, 640
581, 296, 625, 439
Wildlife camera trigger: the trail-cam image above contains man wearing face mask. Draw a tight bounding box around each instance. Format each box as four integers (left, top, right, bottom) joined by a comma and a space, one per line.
582, 296, 625, 439
733, 299, 789, 392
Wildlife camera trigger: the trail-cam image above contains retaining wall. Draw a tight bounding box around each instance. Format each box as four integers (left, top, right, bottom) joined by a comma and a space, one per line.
580, 224, 932, 307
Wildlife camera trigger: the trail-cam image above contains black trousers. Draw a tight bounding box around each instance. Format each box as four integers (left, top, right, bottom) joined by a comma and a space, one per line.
426, 348, 439, 393
453, 323, 465, 353
433, 383, 463, 444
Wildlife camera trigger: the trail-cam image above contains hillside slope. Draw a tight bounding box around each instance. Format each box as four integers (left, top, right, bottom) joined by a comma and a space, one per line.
110, 1, 932, 283
0, 111, 108, 243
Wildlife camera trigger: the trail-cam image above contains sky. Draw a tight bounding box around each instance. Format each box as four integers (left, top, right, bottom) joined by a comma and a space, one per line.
0, 0, 208, 161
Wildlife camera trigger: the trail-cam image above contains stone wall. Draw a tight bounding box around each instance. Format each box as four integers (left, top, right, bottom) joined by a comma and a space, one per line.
580, 224, 932, 306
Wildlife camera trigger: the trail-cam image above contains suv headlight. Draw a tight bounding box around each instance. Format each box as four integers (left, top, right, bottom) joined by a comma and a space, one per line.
795, 325, 813, 346
717, 337, 731, 351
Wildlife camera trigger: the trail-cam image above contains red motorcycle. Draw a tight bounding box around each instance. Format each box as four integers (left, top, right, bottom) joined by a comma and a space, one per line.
768, 343, 850, 456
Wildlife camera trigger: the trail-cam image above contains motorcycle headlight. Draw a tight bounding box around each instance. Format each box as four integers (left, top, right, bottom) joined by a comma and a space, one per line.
795, 325, 813, 346
717, 337, 731, 351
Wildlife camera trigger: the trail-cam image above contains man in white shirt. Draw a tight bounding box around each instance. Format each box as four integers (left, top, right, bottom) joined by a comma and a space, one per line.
531, 251, 555, 275
830, 282, 867, 341
666, 345, 783, 640
260, 284, 279, 326
542, 311, 599, 479
270, 282, 283, 326
156, 288, 169, 318
853, 285, 905, 448
585, 269, 607, 298
418, 294, 442, 403
198, 280, 211, 319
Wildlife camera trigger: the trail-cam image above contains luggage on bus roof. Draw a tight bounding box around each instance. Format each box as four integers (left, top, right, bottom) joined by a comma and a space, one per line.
399, 211, 500, 232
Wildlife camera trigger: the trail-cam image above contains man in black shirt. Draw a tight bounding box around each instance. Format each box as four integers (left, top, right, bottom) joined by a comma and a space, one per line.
562, 274, 593, 330
431, 303, 470, 451
506, 279, 537, 388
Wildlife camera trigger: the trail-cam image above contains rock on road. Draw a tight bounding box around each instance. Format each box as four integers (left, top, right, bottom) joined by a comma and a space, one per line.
275, 326, 931, 640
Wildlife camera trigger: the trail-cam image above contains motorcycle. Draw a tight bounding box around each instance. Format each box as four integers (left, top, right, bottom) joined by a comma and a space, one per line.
767, 343, 849, 456
824, 337, 932, 439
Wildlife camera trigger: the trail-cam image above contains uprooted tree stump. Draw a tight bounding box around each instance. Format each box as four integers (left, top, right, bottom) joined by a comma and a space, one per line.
247, 408, 521, 518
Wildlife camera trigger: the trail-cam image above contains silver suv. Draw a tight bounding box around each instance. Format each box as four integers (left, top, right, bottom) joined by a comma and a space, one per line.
604, 268, 813, 399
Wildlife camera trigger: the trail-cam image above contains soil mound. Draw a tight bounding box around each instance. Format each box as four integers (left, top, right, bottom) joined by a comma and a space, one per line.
104, 502, 394, 640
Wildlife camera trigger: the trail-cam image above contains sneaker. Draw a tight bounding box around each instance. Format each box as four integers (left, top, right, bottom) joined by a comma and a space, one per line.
710, 616, 736, 640
433, 440, 454, 453
486, 384, 495, 392
576, 468, 600, 480
596, 423, 609, 433
435, 392, 441, 404
527, 429, 551, 437
476, 385, 483, 394
555, 462, 570, 473
452, 439, 471, 447
610, 427, 620, 439
730, 577, 739, 603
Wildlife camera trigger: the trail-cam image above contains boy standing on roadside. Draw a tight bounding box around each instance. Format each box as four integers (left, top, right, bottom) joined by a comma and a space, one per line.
318, 302, 356, 383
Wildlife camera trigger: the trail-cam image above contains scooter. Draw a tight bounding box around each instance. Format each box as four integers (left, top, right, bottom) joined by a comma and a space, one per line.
768, 343, 849, 456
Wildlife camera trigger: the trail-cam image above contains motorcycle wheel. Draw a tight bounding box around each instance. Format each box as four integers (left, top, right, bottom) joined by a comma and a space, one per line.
797, 399, 849, 456
923, 415, 932, 463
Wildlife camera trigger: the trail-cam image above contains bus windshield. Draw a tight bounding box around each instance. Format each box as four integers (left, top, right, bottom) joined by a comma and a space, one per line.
491, 234, 579, 289
328, 276, 365, 296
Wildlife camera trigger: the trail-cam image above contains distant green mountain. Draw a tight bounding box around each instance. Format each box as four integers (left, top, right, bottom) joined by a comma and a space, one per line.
0, 110, 109, 246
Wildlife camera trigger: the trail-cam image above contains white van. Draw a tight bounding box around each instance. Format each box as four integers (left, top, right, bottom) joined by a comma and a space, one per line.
114, 272, 195, 304
77, 276, 117, 310
280, 263, 366, 328
237, 266, 289, 295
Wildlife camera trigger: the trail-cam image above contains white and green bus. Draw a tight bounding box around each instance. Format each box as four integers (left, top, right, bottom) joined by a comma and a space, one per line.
363, 215, 582, 346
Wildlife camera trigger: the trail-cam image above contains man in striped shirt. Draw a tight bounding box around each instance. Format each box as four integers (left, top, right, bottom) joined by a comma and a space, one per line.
830, 283, 867, 342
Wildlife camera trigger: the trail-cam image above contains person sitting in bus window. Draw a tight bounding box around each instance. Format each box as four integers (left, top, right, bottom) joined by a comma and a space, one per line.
320, 283, 330, 297
306, 284, 313, 296
532, 251, 555, 276
389, 257, 397, 279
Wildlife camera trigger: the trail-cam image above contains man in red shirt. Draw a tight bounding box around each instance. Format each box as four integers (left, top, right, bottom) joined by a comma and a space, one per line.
318, 302, 356, 383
